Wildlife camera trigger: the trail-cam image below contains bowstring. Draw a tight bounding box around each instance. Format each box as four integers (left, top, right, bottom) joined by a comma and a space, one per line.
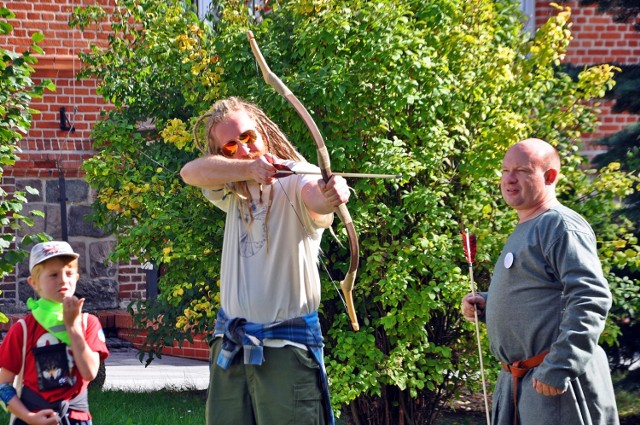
248, 35, 349, 314
275, 178, 349, 313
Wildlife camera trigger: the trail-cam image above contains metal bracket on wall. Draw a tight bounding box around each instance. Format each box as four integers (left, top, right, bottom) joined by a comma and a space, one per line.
59, 107, 76, 132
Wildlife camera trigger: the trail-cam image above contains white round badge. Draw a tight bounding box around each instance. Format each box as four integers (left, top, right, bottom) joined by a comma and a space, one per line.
504, 252, 514, 269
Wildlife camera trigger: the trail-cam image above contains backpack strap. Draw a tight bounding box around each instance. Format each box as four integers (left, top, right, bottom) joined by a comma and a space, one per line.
15, 319, 26, 396
9, 318, 27, 425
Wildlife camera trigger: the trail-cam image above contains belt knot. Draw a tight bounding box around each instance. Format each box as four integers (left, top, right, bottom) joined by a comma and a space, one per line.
500, 351, 549, 425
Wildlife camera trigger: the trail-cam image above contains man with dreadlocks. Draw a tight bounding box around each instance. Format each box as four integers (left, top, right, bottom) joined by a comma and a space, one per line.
180, 97, 350, 425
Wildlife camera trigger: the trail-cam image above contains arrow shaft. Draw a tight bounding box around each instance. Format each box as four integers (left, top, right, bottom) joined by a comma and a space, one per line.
276, 170, 401, 179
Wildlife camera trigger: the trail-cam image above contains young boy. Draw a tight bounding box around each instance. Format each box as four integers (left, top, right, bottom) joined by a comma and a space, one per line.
0, 241, 109, 425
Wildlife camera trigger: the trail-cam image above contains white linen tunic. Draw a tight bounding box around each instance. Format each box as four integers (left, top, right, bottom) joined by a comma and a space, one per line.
204, 161, 331, 324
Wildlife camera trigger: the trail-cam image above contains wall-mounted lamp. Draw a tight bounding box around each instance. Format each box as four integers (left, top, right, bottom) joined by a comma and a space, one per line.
59, 107, 75, 132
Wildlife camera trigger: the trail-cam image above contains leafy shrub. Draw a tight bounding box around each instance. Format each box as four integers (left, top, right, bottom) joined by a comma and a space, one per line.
71, 0, 639, 423
0, 6, 54, 319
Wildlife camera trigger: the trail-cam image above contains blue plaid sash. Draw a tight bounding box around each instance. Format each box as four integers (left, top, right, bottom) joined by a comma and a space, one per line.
212, 308, 334, 424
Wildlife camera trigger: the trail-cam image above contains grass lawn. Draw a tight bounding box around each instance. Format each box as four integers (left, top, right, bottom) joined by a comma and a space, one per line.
88, 388, 206, 424
1, 370, 637, 424
0, 388, 206, 425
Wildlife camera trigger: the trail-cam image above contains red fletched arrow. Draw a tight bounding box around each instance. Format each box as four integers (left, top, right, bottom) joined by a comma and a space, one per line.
462, 229, 477, 264
461, 226, 492, 425
272, 162, 294, 178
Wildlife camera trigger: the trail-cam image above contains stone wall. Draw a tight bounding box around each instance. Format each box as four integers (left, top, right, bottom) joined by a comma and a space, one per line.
3, 176, 120, 313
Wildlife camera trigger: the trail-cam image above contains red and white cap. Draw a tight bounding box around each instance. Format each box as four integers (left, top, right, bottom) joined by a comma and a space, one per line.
29, 241, 79, 272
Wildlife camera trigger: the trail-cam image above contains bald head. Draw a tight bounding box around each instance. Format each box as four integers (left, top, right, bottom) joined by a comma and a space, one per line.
501, 138, 561, 222
508, 138, 561, 174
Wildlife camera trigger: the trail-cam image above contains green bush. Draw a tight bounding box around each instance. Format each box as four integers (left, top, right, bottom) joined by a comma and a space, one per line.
70, 0, 639, 423
0, 6, 54, 319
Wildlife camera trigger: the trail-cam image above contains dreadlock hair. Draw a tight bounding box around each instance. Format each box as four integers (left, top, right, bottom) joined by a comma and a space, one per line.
192, 97, 308, 246
193, 96, 305, 162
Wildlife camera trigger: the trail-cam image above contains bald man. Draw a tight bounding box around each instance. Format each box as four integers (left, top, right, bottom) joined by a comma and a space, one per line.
462, 139, 619, 425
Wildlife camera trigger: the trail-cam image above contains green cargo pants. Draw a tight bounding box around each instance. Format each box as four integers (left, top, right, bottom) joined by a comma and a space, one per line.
206, 338, 328, 425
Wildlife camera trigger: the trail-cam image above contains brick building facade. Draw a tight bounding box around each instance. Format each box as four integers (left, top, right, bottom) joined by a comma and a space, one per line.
1, 0, 639, 360
1, 0, 148, 313
537, 2, 640, 154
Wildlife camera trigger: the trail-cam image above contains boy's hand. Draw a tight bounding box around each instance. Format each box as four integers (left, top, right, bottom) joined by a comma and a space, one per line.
62, 296, 101, 380
26, 409, 59, 425
63, 296, 84, 329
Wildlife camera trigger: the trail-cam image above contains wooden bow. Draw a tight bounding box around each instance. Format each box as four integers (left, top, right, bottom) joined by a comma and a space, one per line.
247, 30, 360, 331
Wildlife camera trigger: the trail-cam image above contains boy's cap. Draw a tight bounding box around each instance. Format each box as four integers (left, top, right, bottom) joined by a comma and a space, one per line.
29, 241, 80, 272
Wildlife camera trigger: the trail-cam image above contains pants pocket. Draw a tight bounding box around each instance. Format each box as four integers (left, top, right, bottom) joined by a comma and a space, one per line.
294, 382, 324, 425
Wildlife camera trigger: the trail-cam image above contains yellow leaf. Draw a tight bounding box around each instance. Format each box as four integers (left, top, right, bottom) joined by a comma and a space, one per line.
612, 240, 626, 249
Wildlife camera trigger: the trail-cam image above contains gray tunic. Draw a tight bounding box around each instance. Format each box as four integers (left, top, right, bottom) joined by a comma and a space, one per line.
483, 205, 619, 425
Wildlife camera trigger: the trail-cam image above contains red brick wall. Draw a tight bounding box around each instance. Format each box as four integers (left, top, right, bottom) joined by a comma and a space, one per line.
536, 2, 640, 64
118, 261, 149, 300
3, 1, 637, 179
1, 310, 211, 361
97, 310, 210, 361
2, 0, 111, 176
536, 1, 640, 155
0, 0, 147, 304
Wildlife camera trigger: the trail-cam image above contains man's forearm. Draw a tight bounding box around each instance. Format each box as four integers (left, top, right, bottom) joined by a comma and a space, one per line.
181, 155, 252, 188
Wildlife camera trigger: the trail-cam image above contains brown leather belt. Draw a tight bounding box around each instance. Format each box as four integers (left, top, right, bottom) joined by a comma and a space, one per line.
501, 351, 549, 425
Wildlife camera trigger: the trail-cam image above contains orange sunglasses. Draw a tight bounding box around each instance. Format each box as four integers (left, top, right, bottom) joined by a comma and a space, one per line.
220, 130, 258, 157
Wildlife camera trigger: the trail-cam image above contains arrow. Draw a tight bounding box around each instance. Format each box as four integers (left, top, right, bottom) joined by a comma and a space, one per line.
272, 163, 401, 179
